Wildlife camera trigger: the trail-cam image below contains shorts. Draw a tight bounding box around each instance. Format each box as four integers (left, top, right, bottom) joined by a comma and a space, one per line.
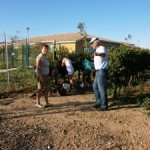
37, 75, 50, 89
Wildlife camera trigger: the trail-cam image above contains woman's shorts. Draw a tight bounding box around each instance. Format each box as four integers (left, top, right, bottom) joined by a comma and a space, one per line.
37, 75, 50, 89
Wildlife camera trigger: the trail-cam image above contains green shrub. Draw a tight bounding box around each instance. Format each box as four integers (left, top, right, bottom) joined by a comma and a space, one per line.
0, 68, 36, 94
141, 97, 150, 110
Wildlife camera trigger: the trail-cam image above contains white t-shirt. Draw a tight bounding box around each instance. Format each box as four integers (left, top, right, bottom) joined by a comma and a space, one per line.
94, 46, 108, 70
62, 58, 74, 75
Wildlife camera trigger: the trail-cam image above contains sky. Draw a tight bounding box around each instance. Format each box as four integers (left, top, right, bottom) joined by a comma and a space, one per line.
0, 0, 150, 49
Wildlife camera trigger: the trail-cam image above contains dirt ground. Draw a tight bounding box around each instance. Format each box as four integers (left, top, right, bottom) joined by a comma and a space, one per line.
0, 85, 150, 150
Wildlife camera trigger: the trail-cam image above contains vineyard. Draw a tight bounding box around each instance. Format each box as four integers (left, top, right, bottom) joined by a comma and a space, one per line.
0, 44, 150, 99
0, 45, 150, 149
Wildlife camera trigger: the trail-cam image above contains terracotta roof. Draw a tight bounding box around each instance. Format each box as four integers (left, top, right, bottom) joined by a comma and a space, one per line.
29, 32, 112, 44
0, 32, 134, 46
0, 42, 6, 47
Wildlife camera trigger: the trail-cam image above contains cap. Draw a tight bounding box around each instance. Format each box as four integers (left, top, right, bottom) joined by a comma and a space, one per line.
89, 37, 99, 44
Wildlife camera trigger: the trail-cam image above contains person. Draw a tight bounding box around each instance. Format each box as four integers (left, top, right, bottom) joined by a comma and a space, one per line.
61, 55, 75, 90
89, 37, 109, 111
35, 44, 52, 108
80, 57, 93, 88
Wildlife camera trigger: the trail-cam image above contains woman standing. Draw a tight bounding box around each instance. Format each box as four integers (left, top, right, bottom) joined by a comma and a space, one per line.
35, 44, 52, 108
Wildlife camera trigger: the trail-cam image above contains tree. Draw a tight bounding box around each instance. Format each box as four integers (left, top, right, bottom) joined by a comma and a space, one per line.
77, 22, 86, 33
77, 22, 88, 52
125, 34, 132, 43
10, 31, 20, 43
128, 34, 132, 40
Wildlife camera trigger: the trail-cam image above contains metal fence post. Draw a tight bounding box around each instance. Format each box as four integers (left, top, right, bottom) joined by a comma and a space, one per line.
22, 45, 25, 68
10, 43, 15, 67
26, 43, 29, 67
53, 40, 56, 60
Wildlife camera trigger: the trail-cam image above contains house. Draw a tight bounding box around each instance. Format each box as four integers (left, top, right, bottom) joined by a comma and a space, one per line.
0, 32, 134, 53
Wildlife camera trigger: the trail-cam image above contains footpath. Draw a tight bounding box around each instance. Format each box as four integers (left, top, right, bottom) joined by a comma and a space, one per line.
0, 68, 18, 73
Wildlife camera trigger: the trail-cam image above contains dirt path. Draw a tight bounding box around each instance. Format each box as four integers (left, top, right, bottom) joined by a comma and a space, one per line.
0, 91, 150, 150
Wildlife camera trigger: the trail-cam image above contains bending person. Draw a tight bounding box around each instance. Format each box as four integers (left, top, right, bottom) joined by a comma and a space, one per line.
61, 55, 75, 90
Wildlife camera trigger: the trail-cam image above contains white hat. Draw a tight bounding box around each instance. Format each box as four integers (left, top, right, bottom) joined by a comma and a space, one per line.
89, 37, 98, 44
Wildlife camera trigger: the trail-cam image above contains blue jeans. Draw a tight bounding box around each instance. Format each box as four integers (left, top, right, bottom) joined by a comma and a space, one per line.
93, 69, 108, 109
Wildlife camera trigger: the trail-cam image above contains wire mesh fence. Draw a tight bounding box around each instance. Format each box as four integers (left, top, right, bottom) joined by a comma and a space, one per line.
0, 41, 59, 70
0, 44, 43, 69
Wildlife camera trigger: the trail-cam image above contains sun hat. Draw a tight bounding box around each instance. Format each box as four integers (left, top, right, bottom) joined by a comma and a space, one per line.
89, 37, 99, 44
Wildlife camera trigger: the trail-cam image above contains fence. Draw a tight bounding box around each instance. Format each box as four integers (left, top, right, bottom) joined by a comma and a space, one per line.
0, 42, 60, 70
0, 44, 42, 69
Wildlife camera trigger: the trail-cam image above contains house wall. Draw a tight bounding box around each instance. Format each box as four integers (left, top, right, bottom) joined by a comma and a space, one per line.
76, 40, 85, 53
59, 43, 76, 53
56, 40, 89, 53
